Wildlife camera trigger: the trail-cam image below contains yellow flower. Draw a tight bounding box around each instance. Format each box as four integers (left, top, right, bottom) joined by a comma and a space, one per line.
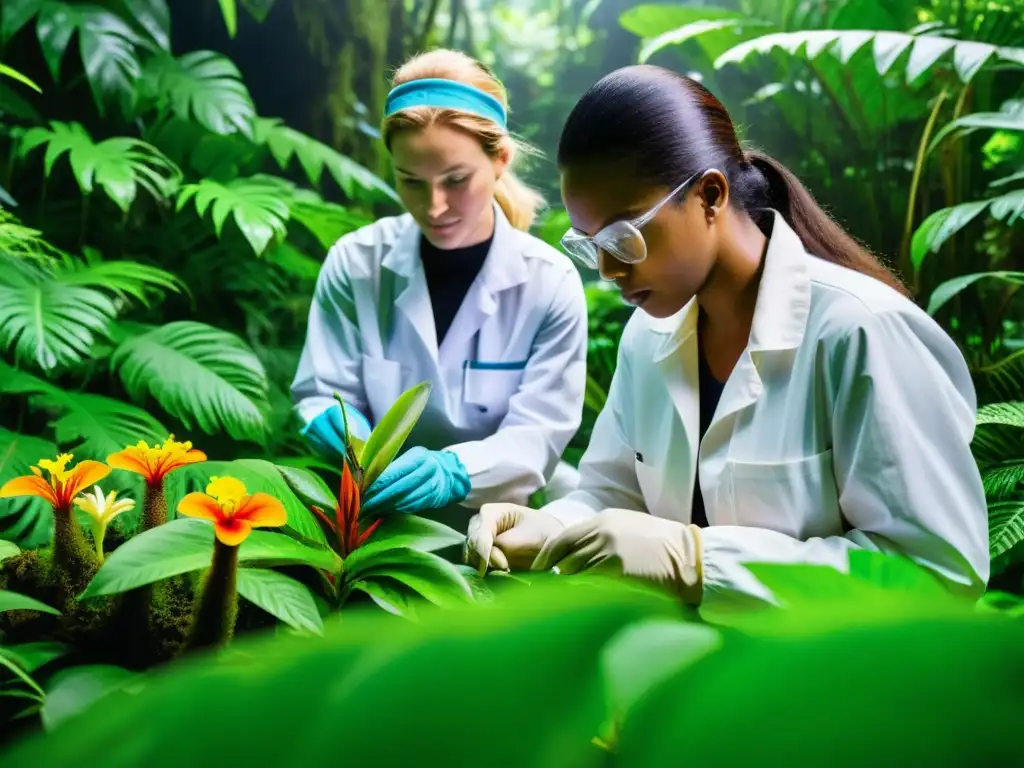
74, 486, 136, 562
0, 454, 111, 513
177, 475, 287, 547
107, 435, 206, 486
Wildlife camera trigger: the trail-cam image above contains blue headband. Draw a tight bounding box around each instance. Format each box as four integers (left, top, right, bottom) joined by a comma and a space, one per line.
384, 78, 507, 129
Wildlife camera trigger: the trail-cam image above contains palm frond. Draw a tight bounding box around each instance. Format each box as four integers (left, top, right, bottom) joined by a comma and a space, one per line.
0, 426, 56, 548
110, 321, 270, 444
135, 50, 256, 137
0, 210, 64, 263
926, 271, 1024, 316
254, 118, 399, 206
176, 174, 292, 256
18, 121, 182, 211
911, 189, 1024, 271
929, 99, 1024, 152
56, 250, 189, 308
716, 29, 1024, 84
0, 360, 168, 460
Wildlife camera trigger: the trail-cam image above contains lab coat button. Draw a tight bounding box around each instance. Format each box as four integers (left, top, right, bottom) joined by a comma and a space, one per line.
478, 405, 488, 413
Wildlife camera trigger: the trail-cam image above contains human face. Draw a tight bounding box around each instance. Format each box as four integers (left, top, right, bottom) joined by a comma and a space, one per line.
390, 123, 508, 249
560, 162, 724, 318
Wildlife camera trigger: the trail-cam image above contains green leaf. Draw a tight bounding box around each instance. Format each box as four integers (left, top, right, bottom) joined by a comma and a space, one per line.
19, 121, 180, 210
110, 0, 170, 51
0, 0, 42, 44
0, 63, 42, 93
164, 459, 327, 547
0, 361, 169, 460
176, 175, 291, 255
343, 546, 472, 607
926, 271, 1024, 315
989, 499, 1024, 559
31, 2, 144, 117
80, 518, 339, 598
254, 118, 399, 205
601, 619, 721, 723
715, 29, 1024, 84
0, 641, 71, 673
355, 381, 432, 492
217, 0, 237, 37
0, 649, 45, 698
845, 549, 950, 595
136, 51, 255, 137
236, 567, 324, 635
273, 464, 337, 513
41, 665, 139, 731
348, 577, 421, 619
344, 515, 464, 567
929, 108, 1024, 153
110, 321, 270, 444
56, 254, 187, 308
0, 539, 20, 561
0, 426, 57, 547
977, 402, 1024, 430
289, 190, 373, 250
0, 269, 118, 371
638, 18, 745, 63
0, 588, 59, 614
911, 199, 991, 272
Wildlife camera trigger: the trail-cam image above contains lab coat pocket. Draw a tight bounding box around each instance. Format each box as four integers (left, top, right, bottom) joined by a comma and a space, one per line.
726, 449, 840, 539
462, 362, 526, 413
361, 355, 403, 424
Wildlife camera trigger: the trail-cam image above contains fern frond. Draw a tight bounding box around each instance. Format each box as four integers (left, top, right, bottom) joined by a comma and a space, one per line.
989, 496, 1024, 559
982, 461, 1024, 499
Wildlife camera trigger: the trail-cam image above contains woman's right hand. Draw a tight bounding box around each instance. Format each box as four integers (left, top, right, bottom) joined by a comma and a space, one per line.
464, 503, 565, 574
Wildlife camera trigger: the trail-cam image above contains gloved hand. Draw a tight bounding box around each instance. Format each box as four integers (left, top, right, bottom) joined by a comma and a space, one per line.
463, 503, 565, 574
360, 446, 471, 516
300, 403, 372, 462
532, 508, 704, 603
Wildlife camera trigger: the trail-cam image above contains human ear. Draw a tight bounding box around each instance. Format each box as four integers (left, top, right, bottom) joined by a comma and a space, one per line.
698, 170, 729, 220
493, 139, 514, 178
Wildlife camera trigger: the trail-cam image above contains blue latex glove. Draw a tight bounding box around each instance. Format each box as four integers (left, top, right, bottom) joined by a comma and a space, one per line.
300, 403, 372, 462
361, 446, 471, 516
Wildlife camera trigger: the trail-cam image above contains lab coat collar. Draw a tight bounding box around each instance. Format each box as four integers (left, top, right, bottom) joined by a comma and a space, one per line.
652, 210, 810, 363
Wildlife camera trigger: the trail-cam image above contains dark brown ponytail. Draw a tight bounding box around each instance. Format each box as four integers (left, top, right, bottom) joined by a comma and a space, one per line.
557, 65, 909, 297
746, 150, 908, 296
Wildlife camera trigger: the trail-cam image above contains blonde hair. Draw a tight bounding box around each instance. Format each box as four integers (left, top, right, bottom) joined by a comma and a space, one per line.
382, 49, 544, 231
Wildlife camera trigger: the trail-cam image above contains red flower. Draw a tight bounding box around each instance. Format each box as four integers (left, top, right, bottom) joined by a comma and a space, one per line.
312, 460, 381, 559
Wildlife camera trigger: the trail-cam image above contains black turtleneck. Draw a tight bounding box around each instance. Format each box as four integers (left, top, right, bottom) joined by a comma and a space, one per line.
420, 233, 492, 346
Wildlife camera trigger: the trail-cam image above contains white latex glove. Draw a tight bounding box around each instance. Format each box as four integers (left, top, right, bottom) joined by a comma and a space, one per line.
531, 508, 704, 603
464, 503, 565, 575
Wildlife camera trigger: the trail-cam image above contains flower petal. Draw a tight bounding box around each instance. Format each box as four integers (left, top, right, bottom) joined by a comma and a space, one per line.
159, 449, 207, 478
106, 449, 154, 480
65, 461, 112, 500
177, 492, 223, 522
235, 493, 287, 529
0, 474, 57, 507
214, 518, 252, 546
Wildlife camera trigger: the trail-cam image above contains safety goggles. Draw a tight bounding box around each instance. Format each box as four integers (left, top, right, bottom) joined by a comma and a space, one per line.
559, 169, 713, 270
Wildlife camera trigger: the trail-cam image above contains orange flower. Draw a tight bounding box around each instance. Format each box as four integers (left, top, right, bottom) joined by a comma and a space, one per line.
311, 459, 380, 559
177, 476, 286, 546
0, 453, 110, 513
107, 435, 206, 486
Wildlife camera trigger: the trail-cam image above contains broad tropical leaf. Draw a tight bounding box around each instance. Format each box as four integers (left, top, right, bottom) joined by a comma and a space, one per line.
356, 382, 432, 493
2, 1, 145, 116
136, 51, 256, 137
110, 321, 270, 444
176, 175, 291, 255
342, 546, 474, 608
109, 0, 170, 51
988, 498, 1024, 559
0, 360, 168, 460
289, 189, 373, 250
0, 426, 57, 547
0, 589, 59, 614
911, 189, 1024, 271
255, 118, 399, 205
236, 567, 324, 635
19, 122, 181, 211
926, 271, 1024, 315
0, 268, 117, 371
716, 30, 1024, 84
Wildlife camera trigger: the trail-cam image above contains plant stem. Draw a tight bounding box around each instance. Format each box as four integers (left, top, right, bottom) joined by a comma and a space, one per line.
900, 88, 949, 289
52, 507, 99, 608
142, 481, 168, 531
184, 540, 239, 653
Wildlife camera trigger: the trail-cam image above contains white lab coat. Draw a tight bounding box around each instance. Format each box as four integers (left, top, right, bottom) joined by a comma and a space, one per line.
291, 203, 588, 508
543, 211, 989, 604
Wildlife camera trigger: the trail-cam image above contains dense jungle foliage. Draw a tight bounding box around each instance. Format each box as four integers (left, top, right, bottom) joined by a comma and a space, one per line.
0, 0, 1022, 762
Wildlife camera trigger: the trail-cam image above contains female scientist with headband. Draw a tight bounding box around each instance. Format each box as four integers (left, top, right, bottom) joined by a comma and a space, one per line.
465, 65, 988, 606
291, 49, 588, 522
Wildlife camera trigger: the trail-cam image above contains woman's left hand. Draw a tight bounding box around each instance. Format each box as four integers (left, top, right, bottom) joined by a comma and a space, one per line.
532, 508, 704, 601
